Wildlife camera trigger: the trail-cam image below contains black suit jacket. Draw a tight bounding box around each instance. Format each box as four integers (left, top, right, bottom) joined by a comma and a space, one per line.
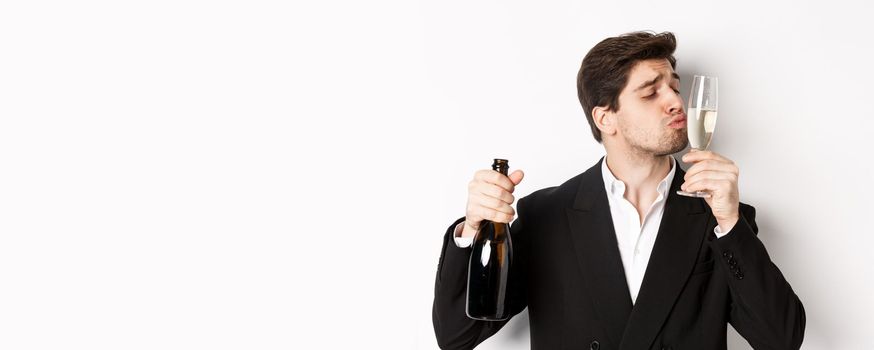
433, 157, 805, 350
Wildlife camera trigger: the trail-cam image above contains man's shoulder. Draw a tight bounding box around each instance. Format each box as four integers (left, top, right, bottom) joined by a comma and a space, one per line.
518, 168, 593, 211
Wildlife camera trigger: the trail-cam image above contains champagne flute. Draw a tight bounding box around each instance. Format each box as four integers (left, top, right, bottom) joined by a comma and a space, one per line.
677, 75, 718, 198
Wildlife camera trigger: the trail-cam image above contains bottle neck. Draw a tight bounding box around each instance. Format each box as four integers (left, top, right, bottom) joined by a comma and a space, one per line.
492, 165, 509, 176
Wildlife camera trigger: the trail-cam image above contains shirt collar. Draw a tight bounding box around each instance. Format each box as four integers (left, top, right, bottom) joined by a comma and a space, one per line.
601, 155, 677, 200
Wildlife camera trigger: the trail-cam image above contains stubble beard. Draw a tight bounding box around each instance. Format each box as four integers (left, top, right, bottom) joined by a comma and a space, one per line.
622, 124, 689, 158
654, 127, 688, 156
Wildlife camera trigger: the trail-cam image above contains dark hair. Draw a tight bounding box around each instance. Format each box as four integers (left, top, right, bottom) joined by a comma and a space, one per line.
576, 31, 677, 143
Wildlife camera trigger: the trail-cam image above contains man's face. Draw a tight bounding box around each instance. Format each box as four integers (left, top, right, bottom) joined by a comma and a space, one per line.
611, 58, 687, 156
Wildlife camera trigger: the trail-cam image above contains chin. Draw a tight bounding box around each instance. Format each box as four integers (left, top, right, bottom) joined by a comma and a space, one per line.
655, 138, 688, 157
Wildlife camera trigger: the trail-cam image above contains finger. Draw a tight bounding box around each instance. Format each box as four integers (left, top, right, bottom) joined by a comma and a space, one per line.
681, 149, 715, 162
508, 169, 525, 186
682, 170, 737, 190
682, 178, 733, 194
471, 182, 515, 204
479, 205, 514, 223
474, 195, 516, 215
475, 169, 516, 193
684, 160, 738, 180
681, 150, 732, 164
688, 151, 731, 164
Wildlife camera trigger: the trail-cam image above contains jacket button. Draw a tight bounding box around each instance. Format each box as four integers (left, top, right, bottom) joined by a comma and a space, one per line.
735, 271, 745, 280
723, 251, 733, 259
729, 259, 738, 267
590, 340, 600, 350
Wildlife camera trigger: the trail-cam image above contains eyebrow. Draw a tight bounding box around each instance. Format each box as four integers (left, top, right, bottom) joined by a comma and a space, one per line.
634, 72, 681, 92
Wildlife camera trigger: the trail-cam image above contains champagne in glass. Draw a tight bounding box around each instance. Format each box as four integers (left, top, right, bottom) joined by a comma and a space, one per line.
687, 107, 717, 150
677, 75, 718, 198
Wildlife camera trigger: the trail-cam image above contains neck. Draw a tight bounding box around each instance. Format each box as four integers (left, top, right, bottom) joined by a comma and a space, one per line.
604, 148, 673, 195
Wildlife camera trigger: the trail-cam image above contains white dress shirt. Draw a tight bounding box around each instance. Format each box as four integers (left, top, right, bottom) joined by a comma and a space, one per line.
453, 156, 729, 304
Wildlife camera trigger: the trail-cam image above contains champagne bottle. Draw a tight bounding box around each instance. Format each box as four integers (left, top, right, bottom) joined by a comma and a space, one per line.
466, 158, 513, 321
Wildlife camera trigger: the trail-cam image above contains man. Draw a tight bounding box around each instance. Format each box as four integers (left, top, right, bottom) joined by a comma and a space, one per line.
432, 31, 805, 350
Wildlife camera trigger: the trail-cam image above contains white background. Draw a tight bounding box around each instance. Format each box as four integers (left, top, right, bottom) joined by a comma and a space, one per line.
0, 0, 871, 349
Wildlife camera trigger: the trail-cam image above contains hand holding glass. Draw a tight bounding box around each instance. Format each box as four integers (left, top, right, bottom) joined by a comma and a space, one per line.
677, 75, 718, 198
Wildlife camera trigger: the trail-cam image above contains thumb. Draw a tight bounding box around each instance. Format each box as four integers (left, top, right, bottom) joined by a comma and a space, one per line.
509, 169, 524, 186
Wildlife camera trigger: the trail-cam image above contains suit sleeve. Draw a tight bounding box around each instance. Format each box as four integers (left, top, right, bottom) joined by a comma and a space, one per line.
707, 204, 806, 349
432, 197, 530, 350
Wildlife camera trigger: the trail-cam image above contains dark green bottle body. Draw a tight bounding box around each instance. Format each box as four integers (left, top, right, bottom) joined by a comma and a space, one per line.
466, 159, 513, 321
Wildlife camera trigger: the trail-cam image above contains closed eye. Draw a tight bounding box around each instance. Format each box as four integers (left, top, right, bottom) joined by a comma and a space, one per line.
644, 92, 657, 99
645, 88, 680, 99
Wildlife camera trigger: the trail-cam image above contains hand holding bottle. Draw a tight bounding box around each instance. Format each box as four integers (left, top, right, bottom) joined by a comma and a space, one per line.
462, 167, 524, 239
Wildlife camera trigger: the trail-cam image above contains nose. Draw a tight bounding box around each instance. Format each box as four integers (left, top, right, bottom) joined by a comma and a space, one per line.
666, 90, 683, 115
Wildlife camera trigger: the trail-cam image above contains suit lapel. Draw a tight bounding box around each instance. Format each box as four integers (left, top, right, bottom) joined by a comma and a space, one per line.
618, 164, 709, 350
565, 157, 632, 347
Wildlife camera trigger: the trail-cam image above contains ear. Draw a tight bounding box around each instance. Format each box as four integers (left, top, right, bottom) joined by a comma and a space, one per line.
592, 106, 617, 137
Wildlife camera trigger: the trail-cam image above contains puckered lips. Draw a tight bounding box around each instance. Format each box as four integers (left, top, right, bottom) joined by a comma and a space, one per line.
667, 113, 686, 129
